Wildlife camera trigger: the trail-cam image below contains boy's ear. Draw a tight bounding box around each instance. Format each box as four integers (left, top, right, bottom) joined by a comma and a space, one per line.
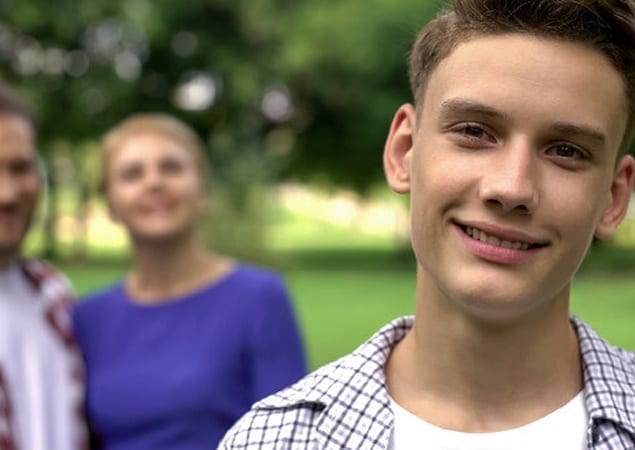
383, 104, 417, 194
595, 154, 635, 240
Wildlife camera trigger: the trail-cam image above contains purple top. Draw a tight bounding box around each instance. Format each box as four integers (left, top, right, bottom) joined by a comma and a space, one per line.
73, 264, 306, 450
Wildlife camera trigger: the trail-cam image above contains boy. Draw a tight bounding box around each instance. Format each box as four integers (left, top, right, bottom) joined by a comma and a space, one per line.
0, 85, 86, 449
220, 1, 635, 448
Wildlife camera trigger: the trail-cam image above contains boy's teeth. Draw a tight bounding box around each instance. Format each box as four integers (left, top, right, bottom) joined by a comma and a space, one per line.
465, 226, 530, 250
486, 236, 501, 246
501, 240, 514, 249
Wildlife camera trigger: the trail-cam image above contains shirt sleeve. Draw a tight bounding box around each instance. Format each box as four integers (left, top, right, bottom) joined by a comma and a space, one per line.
249, 274, 307, 402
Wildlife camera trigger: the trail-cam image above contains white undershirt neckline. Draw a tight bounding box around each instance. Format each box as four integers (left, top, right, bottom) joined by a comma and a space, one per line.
388, 390, 588, 450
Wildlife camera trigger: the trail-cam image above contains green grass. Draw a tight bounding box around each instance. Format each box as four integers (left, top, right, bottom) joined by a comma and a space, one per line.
286, 267, 415, 369
570, 275, 635, 351
65, 261, 129, 295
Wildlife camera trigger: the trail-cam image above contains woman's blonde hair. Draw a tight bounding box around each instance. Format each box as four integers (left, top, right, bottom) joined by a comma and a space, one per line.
99, 113, 212, 193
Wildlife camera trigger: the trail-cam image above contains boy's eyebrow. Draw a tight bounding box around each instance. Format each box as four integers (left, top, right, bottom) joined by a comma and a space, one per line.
439, 98, 508, 120
439, 98, 607, 148
548, 122, 606, 149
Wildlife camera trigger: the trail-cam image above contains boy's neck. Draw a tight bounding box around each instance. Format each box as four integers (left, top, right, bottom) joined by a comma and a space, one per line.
385, 268, 582, 433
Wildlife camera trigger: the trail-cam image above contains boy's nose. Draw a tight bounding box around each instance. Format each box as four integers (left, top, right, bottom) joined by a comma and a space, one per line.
478, 142, 539, 215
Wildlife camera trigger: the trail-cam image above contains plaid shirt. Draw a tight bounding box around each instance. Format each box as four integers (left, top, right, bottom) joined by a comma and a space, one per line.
0, 259, 87, 450
219, 316, 635, 450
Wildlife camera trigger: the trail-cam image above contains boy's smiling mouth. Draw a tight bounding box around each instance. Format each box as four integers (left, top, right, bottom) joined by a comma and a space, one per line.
464, 226, 531, 250
456, 222, 549, 253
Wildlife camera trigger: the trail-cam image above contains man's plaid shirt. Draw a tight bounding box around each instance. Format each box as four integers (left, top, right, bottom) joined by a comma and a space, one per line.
0, 259, 87, 449
219, 316, 635, 450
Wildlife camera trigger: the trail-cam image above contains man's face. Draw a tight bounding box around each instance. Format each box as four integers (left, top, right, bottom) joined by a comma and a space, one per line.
0, 114, 39, 267
384, 34, 634, 321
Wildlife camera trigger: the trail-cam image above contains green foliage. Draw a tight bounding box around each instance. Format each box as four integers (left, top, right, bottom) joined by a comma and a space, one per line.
202, 182, 276, 265
1, 0, 444, 258
1, 0, 438, 190
275, 0, 437, 190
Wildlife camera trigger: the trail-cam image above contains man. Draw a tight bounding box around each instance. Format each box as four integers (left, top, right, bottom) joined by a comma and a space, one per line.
219, 0, 635, 448
0, 85, 86, 449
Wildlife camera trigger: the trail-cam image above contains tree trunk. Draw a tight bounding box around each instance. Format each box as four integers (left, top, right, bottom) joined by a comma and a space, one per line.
41, 151, 58, 260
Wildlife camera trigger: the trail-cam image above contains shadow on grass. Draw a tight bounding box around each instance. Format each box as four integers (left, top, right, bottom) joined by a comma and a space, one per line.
277, 247, 416, 272
52, 242, 631, 276
578, 244, 635, 275
280, 243, 634, 274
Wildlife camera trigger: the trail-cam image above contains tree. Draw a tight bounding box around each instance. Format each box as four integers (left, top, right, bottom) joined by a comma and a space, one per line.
273, 0, 436, 192
0, 0, 437, 258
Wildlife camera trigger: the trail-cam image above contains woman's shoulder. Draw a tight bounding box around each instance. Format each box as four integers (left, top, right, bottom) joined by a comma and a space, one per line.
224, 263, 288, 295
232, 263, 285, 285
74, 282, 125, 317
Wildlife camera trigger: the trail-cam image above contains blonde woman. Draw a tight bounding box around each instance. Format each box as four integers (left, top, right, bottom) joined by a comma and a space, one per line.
73, 113, 306, 449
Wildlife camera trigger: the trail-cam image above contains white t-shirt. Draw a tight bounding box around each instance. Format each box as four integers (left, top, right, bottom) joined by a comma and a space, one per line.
389, 391, 587, 450
0, 263, 83, 450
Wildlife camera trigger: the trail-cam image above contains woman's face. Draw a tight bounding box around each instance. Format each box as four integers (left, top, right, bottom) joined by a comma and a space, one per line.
105, 131, 206, 243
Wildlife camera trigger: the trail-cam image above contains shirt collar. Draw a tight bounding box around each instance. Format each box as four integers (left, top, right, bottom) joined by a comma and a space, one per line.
257, 316, 412, 407
256, 317, 410, 448
572, 315, 635, 435
16, 258, 48, 291
257, 315, 635, 444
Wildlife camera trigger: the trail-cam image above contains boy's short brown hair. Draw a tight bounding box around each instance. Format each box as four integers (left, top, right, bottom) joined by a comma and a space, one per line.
408, 0, 635, 154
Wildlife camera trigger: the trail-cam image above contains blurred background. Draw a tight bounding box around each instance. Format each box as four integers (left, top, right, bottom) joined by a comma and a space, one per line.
2, 0, 634, 369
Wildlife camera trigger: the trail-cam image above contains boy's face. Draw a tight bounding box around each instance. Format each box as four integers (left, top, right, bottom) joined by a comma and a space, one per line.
384, 34, 634, 320
0, 114, 39, 268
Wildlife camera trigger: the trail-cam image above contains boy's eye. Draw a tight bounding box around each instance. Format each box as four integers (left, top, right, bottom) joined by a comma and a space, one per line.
462, 125, 486, 139
450, 123, 496, 144
547, 144, 586, 160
